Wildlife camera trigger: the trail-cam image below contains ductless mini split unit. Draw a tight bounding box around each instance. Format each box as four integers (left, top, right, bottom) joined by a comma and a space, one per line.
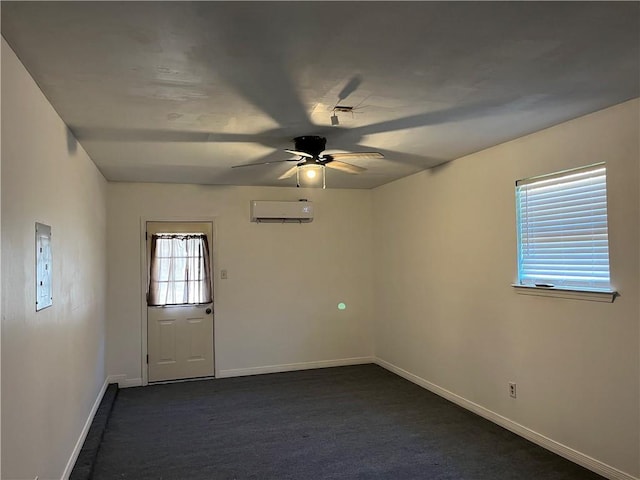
250, 200, 314, 223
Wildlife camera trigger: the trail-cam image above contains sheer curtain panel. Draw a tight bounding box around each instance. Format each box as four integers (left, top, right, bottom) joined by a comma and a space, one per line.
148, 234, 212, 306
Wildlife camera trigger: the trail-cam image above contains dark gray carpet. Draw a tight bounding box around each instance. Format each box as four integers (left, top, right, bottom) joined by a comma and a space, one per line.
71, 383, 119, 480
92, 364, 604, 479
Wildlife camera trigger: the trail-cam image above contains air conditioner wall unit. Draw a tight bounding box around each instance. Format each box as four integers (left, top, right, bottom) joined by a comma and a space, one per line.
250, 200, 314, 223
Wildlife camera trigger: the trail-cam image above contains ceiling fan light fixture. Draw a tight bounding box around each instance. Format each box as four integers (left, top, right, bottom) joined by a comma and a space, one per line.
330, 113, 340, 126
297, 164, 325, 189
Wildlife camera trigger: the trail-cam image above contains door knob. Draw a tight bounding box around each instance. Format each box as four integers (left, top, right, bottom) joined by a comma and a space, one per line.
206, 308, 212, 315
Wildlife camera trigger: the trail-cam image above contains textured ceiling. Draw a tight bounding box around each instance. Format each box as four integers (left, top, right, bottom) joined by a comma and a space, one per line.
2, 1, 638, 189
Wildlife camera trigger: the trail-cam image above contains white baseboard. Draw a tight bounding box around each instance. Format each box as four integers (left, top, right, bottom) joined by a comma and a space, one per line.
60, 377, 109, 480
218, 356, 374, 379
374, 357, 638, 480
107, 374, 142, 388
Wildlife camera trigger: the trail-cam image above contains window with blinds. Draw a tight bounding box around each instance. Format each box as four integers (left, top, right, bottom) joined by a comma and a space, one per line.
515, 163, 612, 292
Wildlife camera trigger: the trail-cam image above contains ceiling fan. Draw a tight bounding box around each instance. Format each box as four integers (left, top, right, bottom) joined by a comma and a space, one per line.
231, 135, 384, 187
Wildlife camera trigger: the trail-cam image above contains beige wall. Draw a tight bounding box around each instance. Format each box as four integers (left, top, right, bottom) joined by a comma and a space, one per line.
1, 39, 108, 479
107, 184, 374, 383
372, 99, 640, 477
0, 13, 4, 480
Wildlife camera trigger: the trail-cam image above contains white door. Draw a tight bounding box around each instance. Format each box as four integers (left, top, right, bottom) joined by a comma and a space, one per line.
146, 222, 214, 382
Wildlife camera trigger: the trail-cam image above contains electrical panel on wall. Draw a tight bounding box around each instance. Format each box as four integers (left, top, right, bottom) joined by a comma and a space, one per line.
35, 222, 52, 311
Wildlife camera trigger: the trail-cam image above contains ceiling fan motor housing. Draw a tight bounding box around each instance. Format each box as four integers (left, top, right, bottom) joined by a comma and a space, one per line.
293, 136, 326, 158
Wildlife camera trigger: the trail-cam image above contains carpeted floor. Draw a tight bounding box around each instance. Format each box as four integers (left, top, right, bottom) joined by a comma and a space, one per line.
92, 364, 605, 479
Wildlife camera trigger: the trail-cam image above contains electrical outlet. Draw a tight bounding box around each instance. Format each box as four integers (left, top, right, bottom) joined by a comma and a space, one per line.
509, 382, 517, 398
220, 269, 228, 280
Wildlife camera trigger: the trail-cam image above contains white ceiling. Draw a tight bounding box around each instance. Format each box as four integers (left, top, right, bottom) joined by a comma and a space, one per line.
2, 2, 638, 189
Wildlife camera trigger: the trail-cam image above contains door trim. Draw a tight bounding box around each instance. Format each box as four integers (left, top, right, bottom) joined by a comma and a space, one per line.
139, 216, 218, 386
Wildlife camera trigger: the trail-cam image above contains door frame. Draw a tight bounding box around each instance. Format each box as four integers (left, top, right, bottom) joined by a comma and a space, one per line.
139, 216, 219, 386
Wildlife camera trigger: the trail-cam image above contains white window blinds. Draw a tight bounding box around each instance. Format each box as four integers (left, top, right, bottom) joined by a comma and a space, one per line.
516, 164, 611, 291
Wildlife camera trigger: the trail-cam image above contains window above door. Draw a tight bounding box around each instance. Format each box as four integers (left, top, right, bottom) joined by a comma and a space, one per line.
148, 233, 213, 306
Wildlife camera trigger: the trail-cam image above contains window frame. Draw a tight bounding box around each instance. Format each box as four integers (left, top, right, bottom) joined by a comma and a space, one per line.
512, 163, 617, 303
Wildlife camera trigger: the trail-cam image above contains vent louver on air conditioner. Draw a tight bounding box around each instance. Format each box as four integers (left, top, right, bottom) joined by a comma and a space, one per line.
250, 200, 314, 223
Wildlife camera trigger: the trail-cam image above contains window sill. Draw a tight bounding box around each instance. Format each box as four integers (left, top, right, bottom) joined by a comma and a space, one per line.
512, 285, 617, 303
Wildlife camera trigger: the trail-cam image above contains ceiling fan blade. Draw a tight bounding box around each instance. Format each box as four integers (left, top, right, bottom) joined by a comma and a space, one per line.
324, 160, 367, 175
353, 144, 443, 168
284, 149, 314, 158
231, 159, 292, 169
324, 152, 384, 161
278, 166, 299, 180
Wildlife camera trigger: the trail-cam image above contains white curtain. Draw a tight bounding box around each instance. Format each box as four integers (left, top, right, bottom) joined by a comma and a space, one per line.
148, 234, 212, 306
